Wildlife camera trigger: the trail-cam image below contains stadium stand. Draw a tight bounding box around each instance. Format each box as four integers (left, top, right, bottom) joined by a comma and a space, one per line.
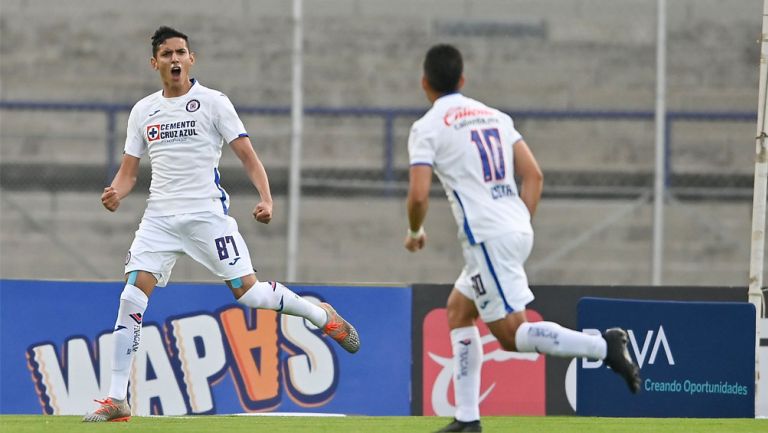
0, 0, 764, 285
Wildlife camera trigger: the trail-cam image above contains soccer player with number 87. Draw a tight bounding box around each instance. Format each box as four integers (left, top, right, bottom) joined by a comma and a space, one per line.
83, 26, 360, 423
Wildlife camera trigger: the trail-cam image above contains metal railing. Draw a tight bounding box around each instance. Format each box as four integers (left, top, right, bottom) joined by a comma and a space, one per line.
0, 100, 757, 194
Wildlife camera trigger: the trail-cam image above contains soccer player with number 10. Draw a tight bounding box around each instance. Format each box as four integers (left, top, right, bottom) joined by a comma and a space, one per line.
404, 44, 640, 433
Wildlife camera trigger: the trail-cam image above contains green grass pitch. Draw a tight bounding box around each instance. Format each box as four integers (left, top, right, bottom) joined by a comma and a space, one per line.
1, 415, 766, 433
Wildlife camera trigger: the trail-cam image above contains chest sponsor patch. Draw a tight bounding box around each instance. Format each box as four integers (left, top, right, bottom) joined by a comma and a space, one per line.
146, 124, 161, 142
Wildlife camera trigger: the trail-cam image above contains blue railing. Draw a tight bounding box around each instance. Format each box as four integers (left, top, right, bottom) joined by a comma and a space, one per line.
0, 100, 756, 185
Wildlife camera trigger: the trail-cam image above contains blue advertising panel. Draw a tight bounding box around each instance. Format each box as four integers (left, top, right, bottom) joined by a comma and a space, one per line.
0, 279, 411, 415
577, 297, 755, 418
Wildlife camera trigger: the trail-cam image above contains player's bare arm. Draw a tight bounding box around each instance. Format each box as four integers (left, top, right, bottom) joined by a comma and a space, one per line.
230, 136, 273, 224
513, 139, 543, 218
404, 164, 432, 252
101, 154, 140, 212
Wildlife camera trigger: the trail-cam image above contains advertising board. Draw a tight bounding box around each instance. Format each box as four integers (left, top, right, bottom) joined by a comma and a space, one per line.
0, 280, 411, 416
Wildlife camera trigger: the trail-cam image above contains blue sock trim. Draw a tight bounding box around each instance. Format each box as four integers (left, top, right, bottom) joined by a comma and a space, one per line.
230, 277, 243, 289
127, 271, 138, 286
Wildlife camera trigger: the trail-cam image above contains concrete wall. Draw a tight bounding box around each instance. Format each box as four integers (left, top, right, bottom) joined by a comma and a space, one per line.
0, 190, 760, 286
0, 0, 764, 286
1, 0, 760, 109
1, 0, 760, 173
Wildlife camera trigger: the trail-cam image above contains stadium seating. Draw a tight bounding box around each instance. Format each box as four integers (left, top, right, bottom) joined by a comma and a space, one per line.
0, 0, 763, 285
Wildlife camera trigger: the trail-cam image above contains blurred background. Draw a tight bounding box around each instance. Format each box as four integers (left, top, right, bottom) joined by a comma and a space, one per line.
0, 0, 765, 286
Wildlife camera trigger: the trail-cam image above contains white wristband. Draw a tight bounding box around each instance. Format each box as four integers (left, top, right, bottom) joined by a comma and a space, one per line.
408, 226, 425, 239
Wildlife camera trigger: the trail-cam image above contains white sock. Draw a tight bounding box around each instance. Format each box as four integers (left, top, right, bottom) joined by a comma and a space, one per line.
237, 281, 327, 328
109, 284, 148, 400
450, 326, 482, 422
515, 321, 606, 359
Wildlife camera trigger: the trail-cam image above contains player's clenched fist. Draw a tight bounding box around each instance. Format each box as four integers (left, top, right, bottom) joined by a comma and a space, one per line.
254, 201, 272, 224
404, 229, 426, 252
101, 186, 121, 212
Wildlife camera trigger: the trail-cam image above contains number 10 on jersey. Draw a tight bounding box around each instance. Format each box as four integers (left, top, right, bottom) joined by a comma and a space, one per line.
471, 128, 506, 182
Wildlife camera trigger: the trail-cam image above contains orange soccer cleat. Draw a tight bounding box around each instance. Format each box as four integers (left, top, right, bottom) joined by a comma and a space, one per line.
319, 302, 360, 354
82, 397, 131, 422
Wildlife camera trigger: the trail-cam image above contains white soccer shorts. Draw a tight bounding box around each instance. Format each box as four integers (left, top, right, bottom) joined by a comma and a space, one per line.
125, 211, 255, 287
455, 230, 535, 323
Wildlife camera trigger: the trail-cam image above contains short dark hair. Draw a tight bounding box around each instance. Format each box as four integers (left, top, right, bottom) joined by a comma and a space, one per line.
423, 44, 463, 94
151, 26, 190, 56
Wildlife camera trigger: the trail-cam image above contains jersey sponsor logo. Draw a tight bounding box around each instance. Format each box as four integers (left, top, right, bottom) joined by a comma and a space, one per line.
149, 120, 198, 141
423, 308, 546, 416
443, 106, 496, 126
186, 99, 200, 112
146, 124, 161, 141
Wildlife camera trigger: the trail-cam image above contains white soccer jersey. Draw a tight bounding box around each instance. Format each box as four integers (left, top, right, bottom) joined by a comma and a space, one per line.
408, 93, 532, 244
124, 79, 248, 217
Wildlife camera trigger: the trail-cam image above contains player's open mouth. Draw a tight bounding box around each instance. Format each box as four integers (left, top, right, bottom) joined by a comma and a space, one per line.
171, 65, 181, 78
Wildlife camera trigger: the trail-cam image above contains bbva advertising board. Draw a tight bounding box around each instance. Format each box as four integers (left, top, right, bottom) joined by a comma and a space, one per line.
0, 280, 411, 416
411, 284, 749, 416
577, 297, 755, 418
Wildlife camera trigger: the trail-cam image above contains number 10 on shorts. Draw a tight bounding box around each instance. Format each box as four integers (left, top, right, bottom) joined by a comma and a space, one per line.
471, 273, 487, 296
215, 235, 240, 260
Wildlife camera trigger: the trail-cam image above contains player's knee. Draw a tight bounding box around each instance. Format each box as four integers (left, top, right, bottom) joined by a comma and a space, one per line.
446, 294, 477, 328
446, 305, 475, 328
227, 274, 257, 299
488, 324, 520, 351
234, 280, 280, 310
497, 335, 518, 352
124, 271, 157, 296
119, 282, 149, 307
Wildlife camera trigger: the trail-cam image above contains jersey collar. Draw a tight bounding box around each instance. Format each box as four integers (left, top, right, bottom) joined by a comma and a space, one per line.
161, 78, 199, 100
433, 92, 463, 107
